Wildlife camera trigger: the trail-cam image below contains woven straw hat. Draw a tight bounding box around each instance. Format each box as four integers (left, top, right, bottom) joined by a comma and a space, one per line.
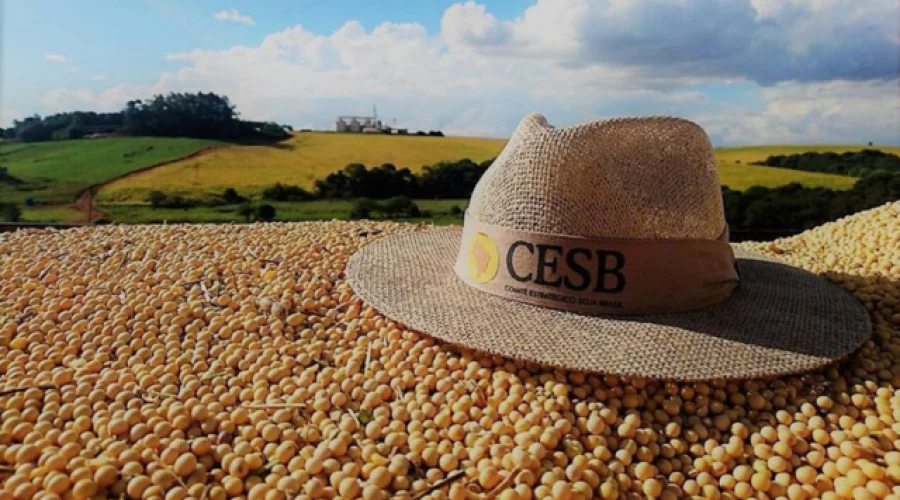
347, 113, 871, 380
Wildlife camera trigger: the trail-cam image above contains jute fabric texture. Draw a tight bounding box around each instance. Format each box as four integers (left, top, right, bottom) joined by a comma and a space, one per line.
346, 113, 871, 380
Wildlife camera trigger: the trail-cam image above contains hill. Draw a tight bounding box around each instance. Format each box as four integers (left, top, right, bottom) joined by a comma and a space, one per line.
0, 137, 219, 204
98, 132, 506, 202
98, 136, 873, 202
715, 145, 900, 191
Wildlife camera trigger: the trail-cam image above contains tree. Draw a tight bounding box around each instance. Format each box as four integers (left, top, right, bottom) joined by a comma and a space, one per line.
238, 204, 256, 222
222, 188, 246, 204
147, 191, 168, 208
257, 204, 277, 222
350, 199, 378, 219
262, 183, 314, 201
0, 203, 22, 222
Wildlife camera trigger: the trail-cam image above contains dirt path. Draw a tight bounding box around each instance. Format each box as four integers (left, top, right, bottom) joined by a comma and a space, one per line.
72, 146, 221, 222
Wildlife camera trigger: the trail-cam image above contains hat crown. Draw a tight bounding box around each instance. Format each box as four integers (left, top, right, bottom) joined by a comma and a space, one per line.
468, 113, 726, 240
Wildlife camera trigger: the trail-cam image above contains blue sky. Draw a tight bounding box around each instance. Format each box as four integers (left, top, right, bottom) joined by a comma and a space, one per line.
2, 0, 899, 145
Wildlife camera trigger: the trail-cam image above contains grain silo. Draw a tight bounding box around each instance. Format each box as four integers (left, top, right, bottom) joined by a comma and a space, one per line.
335, 118, 348, 132
348, 119, 362, 133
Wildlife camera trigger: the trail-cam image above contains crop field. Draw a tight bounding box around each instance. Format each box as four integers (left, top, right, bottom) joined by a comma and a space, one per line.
715, 145, 900, 190
3, 137, 897, 225
99, 133, 507, 202
0, 137, 219, 204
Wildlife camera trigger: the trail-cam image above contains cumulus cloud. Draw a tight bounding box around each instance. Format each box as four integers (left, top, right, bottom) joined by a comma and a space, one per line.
694, 78, 900, 146
442, 0, 900, 84
44, 54, 67, 63
37, 1, 900, 144
213, 8, 254, 26
42, 84, 152, 113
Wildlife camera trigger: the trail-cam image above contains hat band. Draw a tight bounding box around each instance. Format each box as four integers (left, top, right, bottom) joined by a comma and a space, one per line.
454, 213, 740, 315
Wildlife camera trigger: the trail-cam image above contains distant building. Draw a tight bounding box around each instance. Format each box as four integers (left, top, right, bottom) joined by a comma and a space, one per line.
336, 105, 396, 133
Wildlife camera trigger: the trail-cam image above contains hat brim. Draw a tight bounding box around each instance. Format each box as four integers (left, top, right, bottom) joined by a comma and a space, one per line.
346, 227, 871, 380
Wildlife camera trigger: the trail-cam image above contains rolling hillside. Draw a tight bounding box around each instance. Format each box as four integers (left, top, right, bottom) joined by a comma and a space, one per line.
96, 135, 881, 202
715, 145, 900, 190
98, 133, 507, 202
0, 137, 219, 204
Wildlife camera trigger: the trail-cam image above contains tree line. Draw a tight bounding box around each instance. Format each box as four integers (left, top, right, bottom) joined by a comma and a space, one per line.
752, 149, 900, 177
3, 92, 291, 143
311, 159, 491, 200
723, 171, 899, 231
250, 156, 899, 231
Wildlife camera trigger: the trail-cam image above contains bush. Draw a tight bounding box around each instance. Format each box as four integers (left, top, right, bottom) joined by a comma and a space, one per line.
449, 205, 463, 216
262, 183, 314, 201
237, 204, 256, 222
380, 196, 415, 218
147, 190, 168, 208
350, 199, 378, 219
147, 190, 195, 209
257, 204, 277, 222
222, 188, 246, 204
0, 203, 22, 222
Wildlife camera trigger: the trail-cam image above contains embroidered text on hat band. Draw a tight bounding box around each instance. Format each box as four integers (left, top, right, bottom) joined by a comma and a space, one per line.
453, 212, 741, 316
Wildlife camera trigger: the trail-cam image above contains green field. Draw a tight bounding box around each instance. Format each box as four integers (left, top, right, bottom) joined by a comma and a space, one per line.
99, 132, 507, 202
0, 137, 219, 204
3, 136, 897, 225
100, 199, 467, 225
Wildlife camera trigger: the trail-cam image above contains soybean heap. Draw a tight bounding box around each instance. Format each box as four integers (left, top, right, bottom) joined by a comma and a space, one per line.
0, 202, 899, 500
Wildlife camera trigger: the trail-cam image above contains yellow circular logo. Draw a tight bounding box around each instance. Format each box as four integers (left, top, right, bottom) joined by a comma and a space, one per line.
467, 232, 499, 283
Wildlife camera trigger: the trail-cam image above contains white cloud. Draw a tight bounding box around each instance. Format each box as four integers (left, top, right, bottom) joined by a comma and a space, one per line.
44, 54, 66, 63
213, 8, 254, 26
442, 0, 899, 84
91, 75, 106, 82
42, 84, 152, 113
37, 1, 900, 145
694, 79, 900, 146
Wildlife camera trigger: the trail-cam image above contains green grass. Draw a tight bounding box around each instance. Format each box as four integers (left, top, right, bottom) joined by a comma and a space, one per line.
0, 137, 220, 204
99, 199, 468, 225
20, 205, 85, 223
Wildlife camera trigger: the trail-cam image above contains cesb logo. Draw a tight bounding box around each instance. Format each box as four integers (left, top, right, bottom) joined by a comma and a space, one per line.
466, 232, 499, 283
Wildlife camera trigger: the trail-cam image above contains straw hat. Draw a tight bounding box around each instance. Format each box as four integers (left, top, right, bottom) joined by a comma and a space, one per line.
346, 113, 871, 380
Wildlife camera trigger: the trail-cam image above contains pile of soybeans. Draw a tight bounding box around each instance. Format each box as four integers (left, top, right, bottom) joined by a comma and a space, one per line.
1, 202, 898, 500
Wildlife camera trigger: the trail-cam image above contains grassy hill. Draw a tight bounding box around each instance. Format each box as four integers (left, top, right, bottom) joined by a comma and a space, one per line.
715, 145, 900, 190
0, 137, 219, 204
99, 132, 506, 202
3, 135, 896, 224
97, 135, 880, 202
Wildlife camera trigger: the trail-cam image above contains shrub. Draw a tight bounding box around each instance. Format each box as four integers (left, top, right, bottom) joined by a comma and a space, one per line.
147, 190, 195, 209
257, 204, 277, 222
449, 205, 463, 216
262, 183, 314, 201
147, 190, 168, 208
222, 188, 246, 204
350, 199, 378, 220
237, 204, 256, 222
380, 196, 415, 218
0, 203, 22, 222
